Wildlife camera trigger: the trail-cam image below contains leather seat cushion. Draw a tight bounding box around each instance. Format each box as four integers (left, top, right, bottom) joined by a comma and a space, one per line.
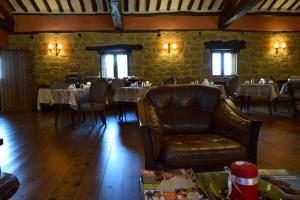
160, 134, 247, 169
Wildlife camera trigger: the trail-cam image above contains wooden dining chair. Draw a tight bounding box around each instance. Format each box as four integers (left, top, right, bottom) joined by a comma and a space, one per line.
178, 77, 195, 84
163, 76, 177, 85
79, 79, 107, 125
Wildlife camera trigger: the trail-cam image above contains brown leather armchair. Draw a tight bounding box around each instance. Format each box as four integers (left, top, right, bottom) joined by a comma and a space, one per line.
287, 77, 300, 119
138, 85, 262, 171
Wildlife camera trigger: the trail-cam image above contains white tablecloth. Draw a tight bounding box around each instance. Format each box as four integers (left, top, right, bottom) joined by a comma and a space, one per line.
238, 83, 279, 100
37, 88, 51, 111
50, 89, 89, 110
113, 87, 151, 103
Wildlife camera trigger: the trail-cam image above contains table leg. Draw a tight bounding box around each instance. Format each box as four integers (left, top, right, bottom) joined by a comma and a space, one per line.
70, 109, 76, 129
246, 96, 250, 111
268, 97, 272, 115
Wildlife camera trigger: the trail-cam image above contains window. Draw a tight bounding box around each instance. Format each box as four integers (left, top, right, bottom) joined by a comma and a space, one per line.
211, 51, 237, 76
101, 53, 129, 79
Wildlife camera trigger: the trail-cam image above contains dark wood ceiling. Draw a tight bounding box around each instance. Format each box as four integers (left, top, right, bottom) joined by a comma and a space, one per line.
1, 0, 300, 32
5, 0, 300, 15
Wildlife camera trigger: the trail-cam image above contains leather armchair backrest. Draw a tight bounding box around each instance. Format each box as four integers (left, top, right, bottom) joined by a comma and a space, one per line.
144, 85, 221, 136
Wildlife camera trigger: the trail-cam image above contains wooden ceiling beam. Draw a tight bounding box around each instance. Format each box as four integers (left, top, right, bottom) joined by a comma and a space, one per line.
198, 0, 204, 10
135, 0, 139, 11
257, 0, 267, 10
43, 0, 52, 12
0, 3, 14, 32
187, 0, 194, 10
267, 0, 278, 10
124, 0, 128, 11
208, 0, 216, 10
277, 0, 289, 10
102, 0, 108, 11
79, 0, 86, 12
55, 0, 64, 12
288, 0, 299, 10
296, 3, 300, 10
167, 0, 172, 10
218, 0, 225, 10
5, 0, 16, 11
218, 0, 261, 29
29, 0, 40, 12
178, 0, 183, 10
16, 0, 28, 12
109, 0, 123, 30
91, 0, 98, 12
67, 0, 74, 12
156, 0, 161, 11
146, 0, 150, 11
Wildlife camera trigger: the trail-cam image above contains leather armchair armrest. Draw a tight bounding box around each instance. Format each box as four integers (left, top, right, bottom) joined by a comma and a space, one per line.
138, 99, 165, 169
213, 99, 262, 163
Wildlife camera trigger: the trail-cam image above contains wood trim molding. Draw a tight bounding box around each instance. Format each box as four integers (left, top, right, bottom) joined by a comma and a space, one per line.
204, 40, 246, 51
85, 44, 143, 52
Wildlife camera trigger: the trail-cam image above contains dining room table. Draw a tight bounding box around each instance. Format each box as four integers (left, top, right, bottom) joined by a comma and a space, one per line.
50, 88, 89, 128
113, 86, 152, 120
237, 82, 279, 115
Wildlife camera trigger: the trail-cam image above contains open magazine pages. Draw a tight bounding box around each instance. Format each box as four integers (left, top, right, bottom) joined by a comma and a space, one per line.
140, 168, 207, 200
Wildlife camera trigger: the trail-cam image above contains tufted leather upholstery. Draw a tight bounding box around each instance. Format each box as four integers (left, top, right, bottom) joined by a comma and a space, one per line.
138, 85, 262, 171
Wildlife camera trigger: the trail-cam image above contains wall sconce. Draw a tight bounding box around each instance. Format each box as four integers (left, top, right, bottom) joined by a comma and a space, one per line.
163, 43, 177, 53
274, 41, 286, 54
48, 43, 62, 56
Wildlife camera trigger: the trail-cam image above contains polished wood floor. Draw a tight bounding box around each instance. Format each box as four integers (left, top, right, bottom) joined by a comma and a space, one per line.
0, 104, 299, 200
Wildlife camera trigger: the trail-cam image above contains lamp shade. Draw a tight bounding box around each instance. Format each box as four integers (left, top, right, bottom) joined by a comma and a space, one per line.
48, 43, 54, 50
57, 43, 62, 50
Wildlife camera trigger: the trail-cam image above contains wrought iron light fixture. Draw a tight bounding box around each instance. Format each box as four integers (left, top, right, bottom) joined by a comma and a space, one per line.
48, 43, 62, 56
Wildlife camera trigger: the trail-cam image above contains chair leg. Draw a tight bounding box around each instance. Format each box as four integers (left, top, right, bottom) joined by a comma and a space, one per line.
92, 111, 97, 124
82, 112, 86, 121
100, 110, 106, 125
54, 108, 59, 127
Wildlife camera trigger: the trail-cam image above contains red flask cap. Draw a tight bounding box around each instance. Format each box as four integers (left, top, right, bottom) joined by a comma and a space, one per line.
231, 161, 258, 179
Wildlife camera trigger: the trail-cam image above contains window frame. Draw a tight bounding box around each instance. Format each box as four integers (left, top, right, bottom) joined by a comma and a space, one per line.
100, 51, 130, 79
211, 50, 237, 77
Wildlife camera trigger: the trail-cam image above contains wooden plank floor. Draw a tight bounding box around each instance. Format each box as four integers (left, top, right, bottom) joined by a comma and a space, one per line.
0, 104, 299, 200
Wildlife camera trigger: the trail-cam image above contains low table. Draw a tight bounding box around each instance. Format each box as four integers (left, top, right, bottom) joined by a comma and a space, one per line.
196, 169, 298, 200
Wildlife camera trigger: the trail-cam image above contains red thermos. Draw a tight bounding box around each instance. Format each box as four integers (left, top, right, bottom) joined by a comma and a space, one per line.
230, 161, 258, 200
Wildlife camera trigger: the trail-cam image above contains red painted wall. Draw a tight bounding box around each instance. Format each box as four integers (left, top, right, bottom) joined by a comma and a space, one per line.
228, 15, 300, 31
0, 28, 8, 48
11, 14, 300, 32
13, 15, 114, 32
124, 15, 218, 30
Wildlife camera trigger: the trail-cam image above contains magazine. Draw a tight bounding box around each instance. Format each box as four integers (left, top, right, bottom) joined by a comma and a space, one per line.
140, 168, 207, 200
259, 170, 300, 199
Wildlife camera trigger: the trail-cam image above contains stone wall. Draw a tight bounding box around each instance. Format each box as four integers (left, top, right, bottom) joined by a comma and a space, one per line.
8, 30, 300, 98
